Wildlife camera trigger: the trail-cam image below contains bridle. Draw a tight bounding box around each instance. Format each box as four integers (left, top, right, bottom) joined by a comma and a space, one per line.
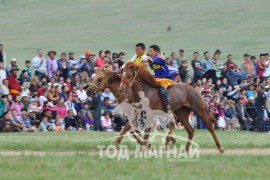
120, 65, 143, 90
90, 75, 109, 93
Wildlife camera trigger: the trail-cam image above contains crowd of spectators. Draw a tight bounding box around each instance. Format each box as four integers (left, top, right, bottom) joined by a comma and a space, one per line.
0, 43, 269, 133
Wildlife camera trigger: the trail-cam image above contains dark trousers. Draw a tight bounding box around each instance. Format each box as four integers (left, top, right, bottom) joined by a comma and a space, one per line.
35, 71, 46, 81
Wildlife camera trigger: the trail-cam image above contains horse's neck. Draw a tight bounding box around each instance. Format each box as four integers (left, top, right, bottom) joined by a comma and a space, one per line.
137, 76, 158, 97
108, 81, 122, 100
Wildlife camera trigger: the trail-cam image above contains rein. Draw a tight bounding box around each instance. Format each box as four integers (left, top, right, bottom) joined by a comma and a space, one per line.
121, 65, 143, 90
91, 76, 109, 92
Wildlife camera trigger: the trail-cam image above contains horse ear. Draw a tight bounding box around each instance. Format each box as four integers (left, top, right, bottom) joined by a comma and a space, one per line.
102, 64, 112, 73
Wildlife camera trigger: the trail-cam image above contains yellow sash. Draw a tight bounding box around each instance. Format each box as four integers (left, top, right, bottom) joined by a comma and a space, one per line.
155, 78, 173, 90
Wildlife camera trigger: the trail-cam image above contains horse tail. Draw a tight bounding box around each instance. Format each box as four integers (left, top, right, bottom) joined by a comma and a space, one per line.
187, 86, 217, 123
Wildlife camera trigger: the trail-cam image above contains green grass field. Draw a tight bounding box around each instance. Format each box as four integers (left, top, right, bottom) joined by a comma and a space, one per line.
0, 130, 270, 179
1, 0, 270, 67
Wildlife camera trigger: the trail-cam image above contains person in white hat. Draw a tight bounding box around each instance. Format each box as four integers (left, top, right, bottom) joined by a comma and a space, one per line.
6, 58, 17, 75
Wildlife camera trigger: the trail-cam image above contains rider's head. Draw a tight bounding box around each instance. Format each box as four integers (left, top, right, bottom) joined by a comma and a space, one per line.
135, 43, 146, 57
149, 45, 160, 58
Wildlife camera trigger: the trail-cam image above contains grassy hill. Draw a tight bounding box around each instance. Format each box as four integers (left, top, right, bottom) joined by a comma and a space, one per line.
1, 0, 270, 67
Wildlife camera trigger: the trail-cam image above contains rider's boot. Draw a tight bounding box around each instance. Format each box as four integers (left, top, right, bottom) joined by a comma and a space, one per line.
159, 87, 174, 122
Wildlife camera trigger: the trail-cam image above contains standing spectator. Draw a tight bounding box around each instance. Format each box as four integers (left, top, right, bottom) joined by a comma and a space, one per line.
64, 110, 76, 131
6, 58, 17, 75
24, 60, 32, 79
240, 54, 255, 81
223, 54, 237, 69
217, 99, 226, 130
178, 60, 190, 83
76, 83, 87, 102
250, 56, 259, 77
0, 79, 9, 95
0, 44, 7, 68
90, 93, 103, 131
215, 49, 222, 56
191, 52, 203, 83
118, 52, 125, 68
235, 96, 253, 131
0, 112, 12, 133
55, 98, 67, 119
225, 100, 238, 131
170, 52, 178, 69
47, 50, 58, 79
212, 53, 223, 78
201, 51, 213, 73
176, 49, 186, 66
32, 49, 47, 80
101, 88, 116, 103
57, 53, 71, 80
96, 50, 105, 67
86, 52, 96, 75
263, 53, 270, 78
104, 50, 112, 63
255, 85, 269, 132
8, 67, 21, 99
67, 52, 77, 67
257, 54, 267, 80
0, 62, 6, 85
226, 64, 243, 86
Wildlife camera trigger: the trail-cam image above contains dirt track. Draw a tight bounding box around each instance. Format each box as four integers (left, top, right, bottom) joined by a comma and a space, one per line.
1, 148, 270, 156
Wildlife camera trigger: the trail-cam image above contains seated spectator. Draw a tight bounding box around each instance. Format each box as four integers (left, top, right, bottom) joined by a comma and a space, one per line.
39, 90, 50, 106
84, 111, 94, 131
246, 96, 258, 130
28, 98, 42, 114
246, 84, 254, 99
65, 77, 72, 90
10, 110, 24, 132
225, 100, 238, 131
101, 113, 113, 132
48, 86, 60, 104
217, 99, 226, 130
20, 111, 36, 132
55, 98, 68, 119
38, 116, 52, 132
101, 88, 115, 104
64, 110, 76, 131
74, 110, 85, 131
76, 83, 87, 102
178, 60, 190, 83
166, 57, 178, 76
0, 112, 12, 133
8, 67, 21, 99
102, 97, 114, 114
55, 114, 65, 131
48, 77, 60, 89
0, 95, 8, 115
21, 82, 30, 98
29, 76, 39, 95
170, 52, 178, 69
72, 75, 80, 88
18, 70, 30, 85
0, 62, 6, 86
65, 95, 77, 116
0, 79, 9, 96
11, 95, 24, 117
235, 96, 253, 131
28, 110, 39, 127
43, 101, 56, 113
37, 82, 48, 97
74, 97, 83, 112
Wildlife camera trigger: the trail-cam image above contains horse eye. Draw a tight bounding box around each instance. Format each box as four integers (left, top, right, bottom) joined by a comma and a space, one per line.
98, 78, 102, 82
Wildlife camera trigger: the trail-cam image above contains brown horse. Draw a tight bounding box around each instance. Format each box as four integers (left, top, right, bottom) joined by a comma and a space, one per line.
86, 67, 162, 147
119, 61, 224, 153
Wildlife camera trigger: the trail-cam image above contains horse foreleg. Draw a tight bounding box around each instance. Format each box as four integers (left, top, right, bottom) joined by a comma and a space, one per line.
113, 123, 131, 147
143, 128, 152, 148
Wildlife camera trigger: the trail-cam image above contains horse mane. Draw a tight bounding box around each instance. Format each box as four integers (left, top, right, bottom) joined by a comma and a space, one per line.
107, 71, 121, 83
125, 61, 160, 87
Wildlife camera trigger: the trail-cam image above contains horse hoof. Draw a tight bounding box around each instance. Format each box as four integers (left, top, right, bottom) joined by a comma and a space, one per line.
112, 141, 120, 149
170, 137, 176, 144
219, 147, 224, 154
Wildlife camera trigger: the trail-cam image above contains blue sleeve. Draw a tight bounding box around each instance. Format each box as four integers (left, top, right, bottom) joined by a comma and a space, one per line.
152, 56, 165, 66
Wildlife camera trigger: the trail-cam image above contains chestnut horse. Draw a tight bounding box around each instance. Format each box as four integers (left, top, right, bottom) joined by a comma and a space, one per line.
119, 61, 224, 153
87, 66, 177, 147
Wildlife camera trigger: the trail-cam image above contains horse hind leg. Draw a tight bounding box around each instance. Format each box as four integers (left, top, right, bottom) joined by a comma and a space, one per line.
175, 108, 193, 152
194, 105, 224, 153
113, 123, 131, 147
